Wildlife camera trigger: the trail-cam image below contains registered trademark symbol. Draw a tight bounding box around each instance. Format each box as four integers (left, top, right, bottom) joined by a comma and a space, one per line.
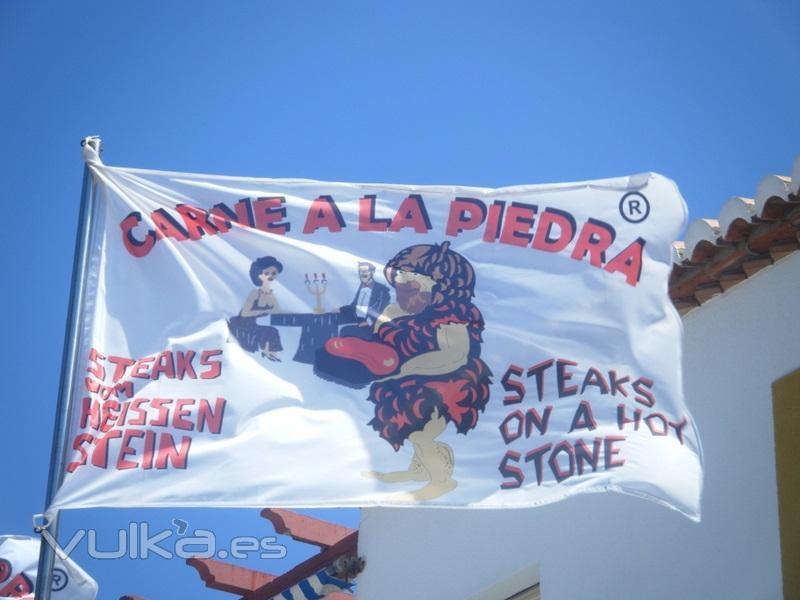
51, 568, 69, 591
619, 192, 650, 223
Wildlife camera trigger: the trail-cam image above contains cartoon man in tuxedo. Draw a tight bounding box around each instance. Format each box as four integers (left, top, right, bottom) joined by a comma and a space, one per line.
339, 262, 391, 339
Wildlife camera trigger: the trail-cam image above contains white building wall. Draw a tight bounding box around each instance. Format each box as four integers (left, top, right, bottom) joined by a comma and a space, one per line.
357, 251, 800, 600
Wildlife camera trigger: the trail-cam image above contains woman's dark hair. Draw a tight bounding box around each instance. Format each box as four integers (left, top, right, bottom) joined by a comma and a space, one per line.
249, 256, 283, 285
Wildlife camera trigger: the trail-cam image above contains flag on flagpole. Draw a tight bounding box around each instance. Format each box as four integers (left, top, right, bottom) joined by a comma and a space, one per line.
0, 536, 97, 600
47, 144, 702, 519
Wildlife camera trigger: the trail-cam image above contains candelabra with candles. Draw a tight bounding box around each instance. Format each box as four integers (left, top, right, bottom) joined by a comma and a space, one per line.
304, 272, 327, 314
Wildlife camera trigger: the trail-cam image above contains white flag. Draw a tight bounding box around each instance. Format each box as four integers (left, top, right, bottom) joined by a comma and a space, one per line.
0, 536, 97, 600
49, 145, 702, 519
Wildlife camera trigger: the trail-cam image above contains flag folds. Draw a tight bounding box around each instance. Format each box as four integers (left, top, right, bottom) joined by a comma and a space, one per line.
0, 536, 97, 600
50, 146, 702, 519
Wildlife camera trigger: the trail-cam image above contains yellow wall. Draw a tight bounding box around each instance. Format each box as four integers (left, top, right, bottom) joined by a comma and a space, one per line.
772, 368, 800, 599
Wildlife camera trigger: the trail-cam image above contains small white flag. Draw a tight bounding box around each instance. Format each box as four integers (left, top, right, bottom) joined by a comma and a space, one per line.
0, 536, 97, 600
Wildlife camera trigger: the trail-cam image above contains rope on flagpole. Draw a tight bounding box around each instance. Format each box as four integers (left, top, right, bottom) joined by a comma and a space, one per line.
34, 136, 102, 600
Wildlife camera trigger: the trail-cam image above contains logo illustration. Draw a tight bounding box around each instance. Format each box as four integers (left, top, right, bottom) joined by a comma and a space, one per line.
228, 256, 285, 362
51, 568, 69, 592
337, 262, 391, 339
315, 242, 492, 500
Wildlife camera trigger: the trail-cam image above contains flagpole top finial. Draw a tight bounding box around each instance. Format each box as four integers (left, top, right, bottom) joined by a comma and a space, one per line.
81, 136, 102, 163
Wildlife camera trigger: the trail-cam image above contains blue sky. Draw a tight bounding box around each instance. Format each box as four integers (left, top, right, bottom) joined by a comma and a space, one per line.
1, 1, 798, 598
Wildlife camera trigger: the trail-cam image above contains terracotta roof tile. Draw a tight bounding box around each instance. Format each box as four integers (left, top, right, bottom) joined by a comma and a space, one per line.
718, 196, 755, 241
755, 175, 792, 217
670, 155, 800, 315
683, 219, 721, 263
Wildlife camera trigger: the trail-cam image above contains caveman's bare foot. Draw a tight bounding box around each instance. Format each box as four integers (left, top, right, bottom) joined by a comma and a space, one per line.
385, 478, 458, 502
361, 469, 427, 483
362, 452, 428, 483
363, 412, 457, 499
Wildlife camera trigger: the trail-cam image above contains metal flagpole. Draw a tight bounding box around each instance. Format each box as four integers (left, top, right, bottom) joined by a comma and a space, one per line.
35, 136, 102, 600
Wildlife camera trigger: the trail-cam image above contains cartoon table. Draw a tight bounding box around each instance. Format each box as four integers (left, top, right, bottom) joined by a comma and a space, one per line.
270, 312, 345, 364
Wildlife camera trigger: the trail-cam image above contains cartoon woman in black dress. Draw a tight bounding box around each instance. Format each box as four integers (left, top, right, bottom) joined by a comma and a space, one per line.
228, 256, 284, 361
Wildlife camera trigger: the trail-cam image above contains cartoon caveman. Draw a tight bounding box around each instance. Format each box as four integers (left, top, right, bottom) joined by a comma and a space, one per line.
315, 242, 492, 501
